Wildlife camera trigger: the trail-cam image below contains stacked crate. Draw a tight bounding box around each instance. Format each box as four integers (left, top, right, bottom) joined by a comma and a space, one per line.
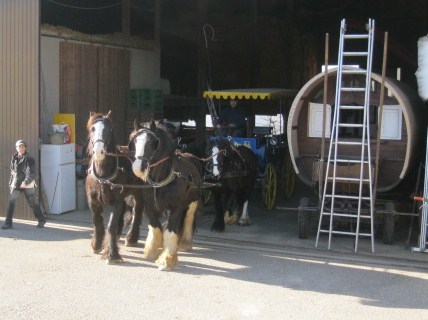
126, 89, 164, 133
140, 89, 163, 122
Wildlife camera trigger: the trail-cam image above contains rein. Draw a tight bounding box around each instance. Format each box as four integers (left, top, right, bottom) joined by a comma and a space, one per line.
175, 149, 225, 162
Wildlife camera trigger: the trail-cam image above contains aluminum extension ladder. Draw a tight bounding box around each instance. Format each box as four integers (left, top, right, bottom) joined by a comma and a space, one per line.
316, 19, 376, 253
205, 93, 219, 127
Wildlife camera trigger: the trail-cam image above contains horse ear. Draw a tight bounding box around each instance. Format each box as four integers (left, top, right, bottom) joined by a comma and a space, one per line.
89, 111, 95, 117
105, 110, 112, 118
133, 119, 140, 131
149, 120, 156, 131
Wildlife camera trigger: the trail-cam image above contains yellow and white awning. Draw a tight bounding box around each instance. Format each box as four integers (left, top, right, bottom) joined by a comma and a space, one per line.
203, 88, 297, 100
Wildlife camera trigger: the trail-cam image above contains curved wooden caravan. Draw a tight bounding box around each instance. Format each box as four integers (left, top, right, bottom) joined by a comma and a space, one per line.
287, 68, 427, 193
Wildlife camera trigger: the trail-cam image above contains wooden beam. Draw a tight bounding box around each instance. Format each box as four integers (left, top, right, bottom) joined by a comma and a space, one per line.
122, 0, 130, 36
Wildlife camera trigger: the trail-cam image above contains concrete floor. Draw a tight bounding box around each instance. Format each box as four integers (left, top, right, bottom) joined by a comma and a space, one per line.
48, 178, 428, 268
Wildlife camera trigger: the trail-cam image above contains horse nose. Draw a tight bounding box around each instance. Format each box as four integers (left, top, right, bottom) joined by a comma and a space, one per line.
93, 142, 105, 160
132, 158, 147, 173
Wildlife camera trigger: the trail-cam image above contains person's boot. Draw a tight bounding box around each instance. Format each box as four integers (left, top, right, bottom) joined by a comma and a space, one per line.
36, 219, 46, 228
1, 223, 13, 229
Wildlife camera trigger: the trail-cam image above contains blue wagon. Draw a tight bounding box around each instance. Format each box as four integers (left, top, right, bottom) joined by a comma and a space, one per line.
203, 88, 297, 209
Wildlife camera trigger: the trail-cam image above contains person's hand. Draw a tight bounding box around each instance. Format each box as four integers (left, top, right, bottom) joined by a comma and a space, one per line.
20, 182, 27, 189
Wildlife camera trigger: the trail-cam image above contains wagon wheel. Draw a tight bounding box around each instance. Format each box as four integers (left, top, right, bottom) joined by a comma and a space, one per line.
282, 151, 295, 199
263, 163, 277, 210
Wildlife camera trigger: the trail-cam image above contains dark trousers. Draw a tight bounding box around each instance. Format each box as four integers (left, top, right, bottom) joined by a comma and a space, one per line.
5, 188, 45, 225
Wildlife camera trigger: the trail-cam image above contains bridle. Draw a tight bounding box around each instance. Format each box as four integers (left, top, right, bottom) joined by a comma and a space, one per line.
132, 127, 176, 188
132, 128, 170, 167
88, 117, 120, 182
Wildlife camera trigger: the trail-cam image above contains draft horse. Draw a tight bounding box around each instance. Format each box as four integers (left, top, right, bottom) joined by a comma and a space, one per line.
130, 120, 201, 271
86, 111, 144, 264
205, 137, 257, 232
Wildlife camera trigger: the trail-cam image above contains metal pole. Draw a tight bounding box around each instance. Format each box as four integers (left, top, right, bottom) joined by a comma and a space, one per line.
319, 33, 329, 201
412, 130, 428, 252
373, 32, 388, 200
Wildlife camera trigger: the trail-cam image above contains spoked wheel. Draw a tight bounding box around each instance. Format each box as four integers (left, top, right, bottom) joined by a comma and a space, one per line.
263, 163, 277, 210
282, 151, 295, 199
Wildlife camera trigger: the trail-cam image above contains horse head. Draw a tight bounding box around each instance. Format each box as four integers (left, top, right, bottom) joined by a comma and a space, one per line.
130, 119, 174, 181
206, 137, 230, 179
87, 110, 114, 161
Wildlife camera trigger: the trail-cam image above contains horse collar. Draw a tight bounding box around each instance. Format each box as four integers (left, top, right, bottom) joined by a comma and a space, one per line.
89, 157, 120, 183
146, 169, 177, 188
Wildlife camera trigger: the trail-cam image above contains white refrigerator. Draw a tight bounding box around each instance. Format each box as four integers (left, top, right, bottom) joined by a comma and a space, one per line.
41, 143, 76, 214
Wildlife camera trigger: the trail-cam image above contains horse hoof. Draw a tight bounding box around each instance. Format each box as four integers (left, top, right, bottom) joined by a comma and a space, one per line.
93, 248, 102, 254
155, 252, 178, 271
125, 240, 138, 247
238, 219, 251, 226
224, 213, 238, 225
157, 264, 172, 271
105, 258, 123, 265
211, 223, 225, 232
178, 243, 192, 252
143, 250, 160, 261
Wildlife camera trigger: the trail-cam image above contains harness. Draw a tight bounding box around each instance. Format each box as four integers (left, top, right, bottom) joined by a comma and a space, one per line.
203, 143, 249, 181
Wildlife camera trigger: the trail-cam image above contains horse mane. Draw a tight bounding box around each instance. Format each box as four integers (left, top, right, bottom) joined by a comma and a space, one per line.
154, 123, 176, 157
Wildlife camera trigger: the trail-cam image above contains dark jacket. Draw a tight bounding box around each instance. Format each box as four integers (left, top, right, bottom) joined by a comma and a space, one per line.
218, 106, 246, 128
9, 152, 37, 190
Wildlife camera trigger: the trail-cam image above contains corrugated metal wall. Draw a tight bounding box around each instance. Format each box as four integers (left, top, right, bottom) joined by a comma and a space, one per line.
60, 43, 130, 145
0, 1, 40, 221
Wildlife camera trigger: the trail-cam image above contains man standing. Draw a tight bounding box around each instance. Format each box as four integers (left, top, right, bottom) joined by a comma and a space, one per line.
2, 140, 46, 229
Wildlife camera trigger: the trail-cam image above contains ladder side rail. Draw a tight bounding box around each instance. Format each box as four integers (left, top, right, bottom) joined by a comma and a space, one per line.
206, 97, 219, 127
329, 19, 346, 250
355, 19, 376, 252
366, 19, 376, 253
316, 19, 346, 248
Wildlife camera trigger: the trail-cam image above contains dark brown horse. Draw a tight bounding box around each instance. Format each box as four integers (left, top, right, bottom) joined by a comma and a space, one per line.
130, 120, 201, 271
86, 111, 144, 264
205, 137, 257, 232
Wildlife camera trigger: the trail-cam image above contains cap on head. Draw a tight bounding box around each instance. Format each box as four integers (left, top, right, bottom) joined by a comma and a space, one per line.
15, 140, 26, 147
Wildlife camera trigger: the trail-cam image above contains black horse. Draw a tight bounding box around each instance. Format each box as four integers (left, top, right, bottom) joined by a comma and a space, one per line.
205, 137, 258, 232
130, 120, 202, 271
86, 111, 144, 264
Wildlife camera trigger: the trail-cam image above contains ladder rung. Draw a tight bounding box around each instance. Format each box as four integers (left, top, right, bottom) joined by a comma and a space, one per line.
334, 159, 369, 164
338, 123, 364, 128
324, 194, 371, 200
341, 87, 366, 92
340, 105, 365, 110
334, 141, 365, 145
328, 177, 370, 182
342, 68, 367, 74
318, 230, 372, 237
343, 51, 368, 57
344, 34, 369, 39
321, 212, 372, 219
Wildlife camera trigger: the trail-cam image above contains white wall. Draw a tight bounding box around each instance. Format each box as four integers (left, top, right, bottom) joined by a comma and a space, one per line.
40, 36, 60, 143
40, 35, 161, 143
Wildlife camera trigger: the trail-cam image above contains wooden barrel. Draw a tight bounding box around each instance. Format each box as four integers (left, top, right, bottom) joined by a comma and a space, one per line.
287, 68, 427, 193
